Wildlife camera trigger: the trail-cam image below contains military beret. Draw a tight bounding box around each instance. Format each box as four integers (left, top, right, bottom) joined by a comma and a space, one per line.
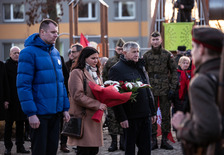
177, 46, 186, 51
116, 38, 125, 47
192, 26, 224, 52
151, 31, 161, 37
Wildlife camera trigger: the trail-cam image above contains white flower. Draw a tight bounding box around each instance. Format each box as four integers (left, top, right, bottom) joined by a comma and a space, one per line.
113, 81, 120, 86
136, 81, 143, 87
125, 82, 133, 89
104, 80, 114, 85
113, 85, 120, 91
139, 84, 151, 88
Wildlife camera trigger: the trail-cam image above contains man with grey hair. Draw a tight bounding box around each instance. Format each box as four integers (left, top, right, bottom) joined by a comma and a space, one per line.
109, 41, 156, 154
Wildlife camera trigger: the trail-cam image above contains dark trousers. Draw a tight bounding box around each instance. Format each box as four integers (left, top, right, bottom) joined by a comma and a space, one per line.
60, 115, 68, 145
4, 120, 25, 149
30, 114, 60, 155
177, 10, 191, 22
77, 146, 99, 155
124, 117, 152, 155
152, 95, 171, 135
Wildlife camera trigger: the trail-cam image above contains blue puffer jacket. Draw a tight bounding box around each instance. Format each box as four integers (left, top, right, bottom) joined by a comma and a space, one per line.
17, 33, 70, 117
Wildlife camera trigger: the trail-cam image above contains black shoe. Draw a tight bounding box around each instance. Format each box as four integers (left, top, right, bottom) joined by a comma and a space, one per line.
160, 133, 174, 150
60, 144, 70, 153
4, 149, 11, 155
17, 147, 30, 154
160, 141, 174, 150
119, 145, 125, 151
151, 135, 158, 150
108, 144, 118, 152
108, 135, 118, 152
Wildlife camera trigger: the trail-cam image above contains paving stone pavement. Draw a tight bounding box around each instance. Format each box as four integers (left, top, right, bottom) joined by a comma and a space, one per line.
0, 127, 183, 155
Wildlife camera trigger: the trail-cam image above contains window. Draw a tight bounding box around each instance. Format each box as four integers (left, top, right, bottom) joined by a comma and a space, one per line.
78, 2, 96, 21
114, 1, 136, 20
3, 3, 25, 22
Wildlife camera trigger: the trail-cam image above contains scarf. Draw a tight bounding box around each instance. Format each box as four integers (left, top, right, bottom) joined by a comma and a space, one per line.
177, 69, 191, 100
85, 63, 100, 85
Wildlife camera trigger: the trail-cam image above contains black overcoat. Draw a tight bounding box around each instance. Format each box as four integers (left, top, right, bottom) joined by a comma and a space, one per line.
108, 55, 156, 122
5, 58, 27, 121
0, 61, 10, 120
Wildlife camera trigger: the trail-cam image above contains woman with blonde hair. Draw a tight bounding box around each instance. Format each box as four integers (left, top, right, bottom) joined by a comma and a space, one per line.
173, 56, 191, 114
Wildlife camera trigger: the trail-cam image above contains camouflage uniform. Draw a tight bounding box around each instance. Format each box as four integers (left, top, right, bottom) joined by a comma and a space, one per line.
102, 52, 120, 83
143, 45, 178, 135
102, 52, 123, 135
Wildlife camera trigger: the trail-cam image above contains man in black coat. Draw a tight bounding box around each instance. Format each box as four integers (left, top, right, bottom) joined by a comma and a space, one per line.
4, 46, 30, 155
0, 61, 10, 121
109, 41, 157, 155
174, 0, 194, 22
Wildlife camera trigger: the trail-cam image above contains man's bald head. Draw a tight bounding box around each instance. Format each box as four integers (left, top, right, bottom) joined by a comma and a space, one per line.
10, 46, 20, 61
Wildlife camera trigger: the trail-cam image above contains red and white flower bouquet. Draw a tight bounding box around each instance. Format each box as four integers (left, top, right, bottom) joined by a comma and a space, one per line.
104, 80, 152, 103
89, 80, 152, 123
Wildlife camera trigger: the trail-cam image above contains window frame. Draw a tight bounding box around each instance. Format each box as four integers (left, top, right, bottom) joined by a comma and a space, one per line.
78, 2, 97, 21
114, 1, 136, 20
3, 3, 25, 22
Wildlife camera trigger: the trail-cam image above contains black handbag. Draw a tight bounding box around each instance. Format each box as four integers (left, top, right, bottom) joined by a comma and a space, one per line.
61, 114, 85, 138
61, 70, 87, 138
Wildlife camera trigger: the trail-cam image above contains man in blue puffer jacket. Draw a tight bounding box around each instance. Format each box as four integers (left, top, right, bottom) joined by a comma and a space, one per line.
17, 19, 70, 155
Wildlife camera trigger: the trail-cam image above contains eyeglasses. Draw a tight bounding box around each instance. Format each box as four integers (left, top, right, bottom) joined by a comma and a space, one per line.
71, 51, 77, 53
13, 52, 20, 55
117, 48, 123, 51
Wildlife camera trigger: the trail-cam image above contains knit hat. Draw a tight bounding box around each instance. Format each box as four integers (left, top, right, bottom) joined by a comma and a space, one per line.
192, 26, 224, 52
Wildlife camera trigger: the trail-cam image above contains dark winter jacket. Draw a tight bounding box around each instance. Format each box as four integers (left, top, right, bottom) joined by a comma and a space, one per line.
108, 55, 156, 122
17, 33, 70, 117
0, 61, 10, 120
65, 59, 73, 73
5, 58, 27, 121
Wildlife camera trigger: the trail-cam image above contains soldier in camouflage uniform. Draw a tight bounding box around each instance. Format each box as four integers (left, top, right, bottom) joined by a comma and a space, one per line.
143, 32, 178, 150
102, 38, 125, 152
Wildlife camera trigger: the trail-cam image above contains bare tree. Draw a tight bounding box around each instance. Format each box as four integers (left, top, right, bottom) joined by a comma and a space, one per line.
25, 0, 69, 52
25, 0, 68, 26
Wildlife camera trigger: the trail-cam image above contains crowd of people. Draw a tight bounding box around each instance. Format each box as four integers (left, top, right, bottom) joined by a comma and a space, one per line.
0, 18, 223, 155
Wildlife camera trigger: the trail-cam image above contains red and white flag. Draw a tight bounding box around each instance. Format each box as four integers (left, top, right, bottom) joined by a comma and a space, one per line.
156, 100, 175, 143
80, 33, 90, 48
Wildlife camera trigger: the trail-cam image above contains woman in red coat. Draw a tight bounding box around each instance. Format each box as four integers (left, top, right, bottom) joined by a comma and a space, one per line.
173, 56, 191, 114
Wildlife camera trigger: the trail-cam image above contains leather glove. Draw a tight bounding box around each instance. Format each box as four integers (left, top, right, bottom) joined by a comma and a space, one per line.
168, 90, 175, 101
